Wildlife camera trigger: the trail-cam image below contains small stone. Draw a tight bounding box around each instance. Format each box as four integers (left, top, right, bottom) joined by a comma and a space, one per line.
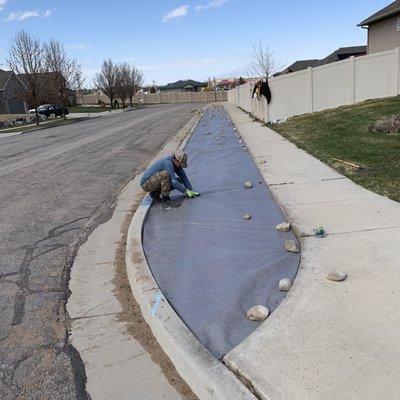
206, 131, 211, 135
216, 137, 220, 140
326, 271, 347, 282
239, 140, 243, 143
242, 147, 247, 152
244, 181, 253, 188
243, 213, 251, 220
276, 222, 292, 232
247, 305, 269, 321
279, 278, 292, 291
285, 240, 299, 253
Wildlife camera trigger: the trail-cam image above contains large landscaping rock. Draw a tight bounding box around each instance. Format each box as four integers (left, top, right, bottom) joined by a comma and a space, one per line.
285, 240, 299, 253
276, 222, 292, 232
247, 305, 269, 321
326, 271, 347, 282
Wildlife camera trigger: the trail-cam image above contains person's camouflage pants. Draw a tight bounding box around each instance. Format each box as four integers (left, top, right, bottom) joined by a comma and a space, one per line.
141, 170, 171, 196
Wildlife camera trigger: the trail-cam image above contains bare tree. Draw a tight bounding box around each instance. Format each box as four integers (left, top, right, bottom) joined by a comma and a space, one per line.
7, 30, 46, 125
73, 68, 86, 92
127, 66, 143, 108
251, 40, 277, 79
93, 59, 118, 108
44, 38, 82, 116
115, 63, 131, 109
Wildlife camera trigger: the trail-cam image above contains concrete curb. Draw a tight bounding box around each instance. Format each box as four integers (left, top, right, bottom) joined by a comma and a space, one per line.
68, 105, 209, 399
125, 105, 257, 400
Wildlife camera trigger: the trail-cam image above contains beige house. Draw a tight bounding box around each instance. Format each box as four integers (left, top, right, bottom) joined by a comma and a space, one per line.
358, 0, 400, 53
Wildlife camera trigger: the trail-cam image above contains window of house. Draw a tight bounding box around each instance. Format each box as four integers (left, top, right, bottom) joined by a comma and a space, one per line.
397, 17, 400, 32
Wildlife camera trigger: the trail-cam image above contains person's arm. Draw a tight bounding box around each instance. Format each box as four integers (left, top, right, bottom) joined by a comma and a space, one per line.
175, 168, 193, 191
165, 162, 187, 193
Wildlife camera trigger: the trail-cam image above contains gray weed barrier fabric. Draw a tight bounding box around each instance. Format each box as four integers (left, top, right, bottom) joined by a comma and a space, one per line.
143, 105, 300, 359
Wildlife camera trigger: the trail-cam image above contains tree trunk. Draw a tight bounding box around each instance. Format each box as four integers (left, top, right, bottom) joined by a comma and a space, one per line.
129, 95, 133, 108
35, 107, 40, 126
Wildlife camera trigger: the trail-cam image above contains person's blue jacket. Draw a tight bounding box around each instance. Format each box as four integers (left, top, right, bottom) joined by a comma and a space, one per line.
140, 155, 192, 193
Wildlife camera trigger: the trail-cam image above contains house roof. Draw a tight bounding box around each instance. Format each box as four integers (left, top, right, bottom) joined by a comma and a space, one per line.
161, 79, 207, 90
358, 0, 400, 26
285, 59, 320, 73
0, 69, 13, 91
320, 46, 367, 64
279, 46, 367, 75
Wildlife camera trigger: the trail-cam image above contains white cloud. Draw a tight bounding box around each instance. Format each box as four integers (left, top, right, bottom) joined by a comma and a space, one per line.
42, 9, 53, 18
66, 43, 93, 50
195, 0, 228, 11
162, 5, 189, 22
4, 9, 53, 21
0, 0, 7, 11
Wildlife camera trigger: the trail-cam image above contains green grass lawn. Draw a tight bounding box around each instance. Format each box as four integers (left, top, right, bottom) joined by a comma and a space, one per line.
269, 96, 400, 202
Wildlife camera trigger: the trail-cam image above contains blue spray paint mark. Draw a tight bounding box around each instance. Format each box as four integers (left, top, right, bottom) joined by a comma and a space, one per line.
151, 292, 162, 316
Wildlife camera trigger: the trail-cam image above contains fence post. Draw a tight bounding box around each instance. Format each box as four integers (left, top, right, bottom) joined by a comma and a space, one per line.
264, 98, 269, 123
394, 47, 400, 96
174, 92, 177, 103
188, 92, 191, 102
204, 92, 207, 102
350, 56, 356, 104
307, 67, 313, 113
158, 92, 161, 103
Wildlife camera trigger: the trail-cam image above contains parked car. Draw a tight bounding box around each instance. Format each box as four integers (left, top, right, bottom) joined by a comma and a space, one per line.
28, 104, 69, 117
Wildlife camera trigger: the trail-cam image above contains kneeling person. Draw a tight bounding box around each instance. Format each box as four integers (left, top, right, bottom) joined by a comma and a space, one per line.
140, 151, 200, 211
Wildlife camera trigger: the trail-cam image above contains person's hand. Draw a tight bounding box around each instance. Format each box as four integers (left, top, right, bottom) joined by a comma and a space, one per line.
185, 189, 195, 198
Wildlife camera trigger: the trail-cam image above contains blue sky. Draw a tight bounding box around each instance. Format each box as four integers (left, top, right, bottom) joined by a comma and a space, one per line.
0, 0, 391, 86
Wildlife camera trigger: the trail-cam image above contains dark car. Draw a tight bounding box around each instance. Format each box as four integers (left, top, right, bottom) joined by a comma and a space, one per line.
29, 104, 69, 117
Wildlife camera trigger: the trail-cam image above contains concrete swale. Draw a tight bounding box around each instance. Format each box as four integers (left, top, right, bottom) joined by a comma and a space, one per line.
142, 105, 301, 359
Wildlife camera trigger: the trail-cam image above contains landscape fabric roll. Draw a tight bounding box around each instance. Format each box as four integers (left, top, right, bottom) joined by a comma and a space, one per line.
143, 105, 300, 359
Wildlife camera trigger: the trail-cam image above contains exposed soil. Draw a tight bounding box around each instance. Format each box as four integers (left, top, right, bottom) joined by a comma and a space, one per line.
112, 191, 198, 400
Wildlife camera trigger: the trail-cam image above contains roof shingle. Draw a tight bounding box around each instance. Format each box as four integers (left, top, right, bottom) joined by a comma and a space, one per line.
358, 0, 400, 26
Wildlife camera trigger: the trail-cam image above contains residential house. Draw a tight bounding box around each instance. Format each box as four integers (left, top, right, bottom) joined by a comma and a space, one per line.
358, 0, 400, 53
159, 79, 207, 93
279, 46, 367, 75
212, 77, 251, 90
0, 69, 28, 114
278, 59, 320, 75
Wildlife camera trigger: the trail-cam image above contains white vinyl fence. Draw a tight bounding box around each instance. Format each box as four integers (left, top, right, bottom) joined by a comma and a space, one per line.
229, 47, 400, 122
77, 90, 227, 106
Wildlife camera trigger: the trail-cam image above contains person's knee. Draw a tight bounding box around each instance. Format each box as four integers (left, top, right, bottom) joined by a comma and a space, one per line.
160, 170, 169, 179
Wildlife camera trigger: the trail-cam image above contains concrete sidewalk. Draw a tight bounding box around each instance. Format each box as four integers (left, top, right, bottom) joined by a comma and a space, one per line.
223, 103, 400, 400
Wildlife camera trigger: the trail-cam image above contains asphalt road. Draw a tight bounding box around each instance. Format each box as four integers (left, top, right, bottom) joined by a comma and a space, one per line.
0, 103, 200, 400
